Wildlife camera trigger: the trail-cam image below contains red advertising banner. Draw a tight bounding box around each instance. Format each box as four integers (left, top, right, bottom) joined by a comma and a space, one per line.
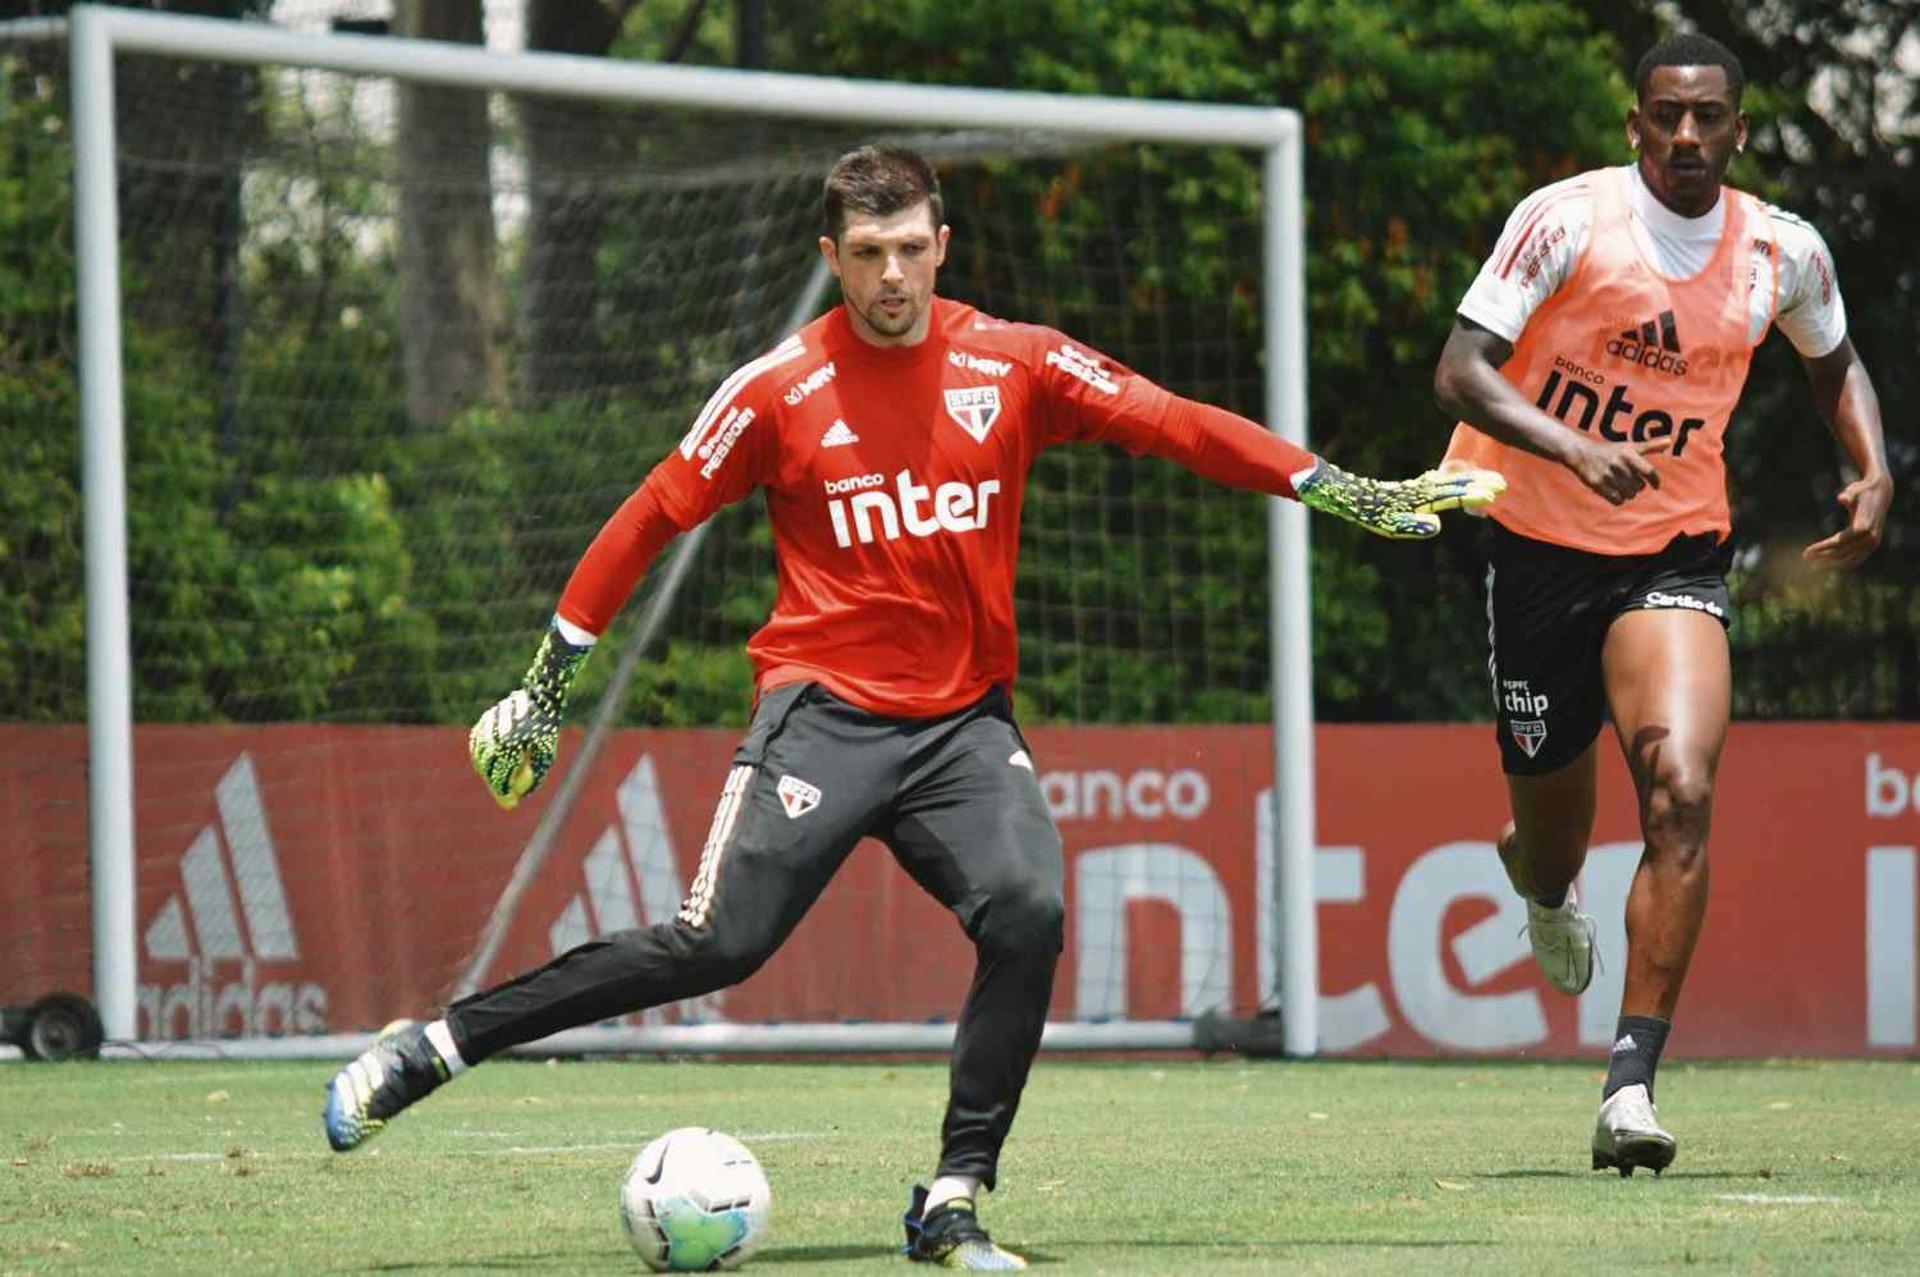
3, 721, 1916, 1056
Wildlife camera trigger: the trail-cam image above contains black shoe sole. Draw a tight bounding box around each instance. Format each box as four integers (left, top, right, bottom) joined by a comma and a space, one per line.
1593, 1135, 1677, 1177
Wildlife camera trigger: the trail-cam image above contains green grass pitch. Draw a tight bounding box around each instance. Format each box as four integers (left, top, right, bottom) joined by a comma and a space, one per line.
4, 1056, 1918, 1273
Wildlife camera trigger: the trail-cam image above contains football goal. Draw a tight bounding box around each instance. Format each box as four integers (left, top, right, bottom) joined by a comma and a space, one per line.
5, 4, 1318, 1057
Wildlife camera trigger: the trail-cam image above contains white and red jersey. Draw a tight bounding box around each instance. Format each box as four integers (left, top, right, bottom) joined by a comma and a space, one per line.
1443, 166, 1832, 554
558, 297, 1313, 718
1458, 163, 1846, 358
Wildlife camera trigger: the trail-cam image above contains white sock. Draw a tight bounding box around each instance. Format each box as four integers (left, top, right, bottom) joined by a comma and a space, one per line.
925, 1175, 982, 1214
424, 1019, 469, 1076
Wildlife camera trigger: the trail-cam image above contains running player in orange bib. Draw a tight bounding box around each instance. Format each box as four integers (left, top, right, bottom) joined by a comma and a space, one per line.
1436, 34, 1892, 1176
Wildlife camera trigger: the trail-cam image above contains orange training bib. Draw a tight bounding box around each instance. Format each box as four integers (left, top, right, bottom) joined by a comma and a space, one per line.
1445, 167, 1776, 554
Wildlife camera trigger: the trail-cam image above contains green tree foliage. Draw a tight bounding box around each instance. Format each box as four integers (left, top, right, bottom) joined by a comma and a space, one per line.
2, 46, 436, 723
0, 54, 84, 719
796, 0, 1914, 719
798, 0, 1627, 718
4, 1, 1910, 727
1, 51, 245, 723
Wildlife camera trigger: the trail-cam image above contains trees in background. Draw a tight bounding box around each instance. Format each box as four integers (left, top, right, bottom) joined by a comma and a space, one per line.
520, 0, 641, 405
793, 0, 1914, 718
2, 0, 1910, 724
393, 0, 506, 426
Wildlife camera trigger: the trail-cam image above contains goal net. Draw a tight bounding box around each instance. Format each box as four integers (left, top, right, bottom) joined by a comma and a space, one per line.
2, 11, 1310, 1054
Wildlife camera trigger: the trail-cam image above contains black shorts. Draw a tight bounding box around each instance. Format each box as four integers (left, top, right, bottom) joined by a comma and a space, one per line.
1484, 522, 1733, 776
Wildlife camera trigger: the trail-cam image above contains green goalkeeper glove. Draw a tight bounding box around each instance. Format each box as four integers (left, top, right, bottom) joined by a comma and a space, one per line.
469, 625, 593, 810
1296, 460, 1506, 540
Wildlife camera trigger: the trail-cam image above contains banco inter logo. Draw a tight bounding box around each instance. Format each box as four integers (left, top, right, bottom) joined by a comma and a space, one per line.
1606, 309, 1688, 376
140, 753, 327, 1038
825, 468, 1002, 548
1534, 355, 1706, 457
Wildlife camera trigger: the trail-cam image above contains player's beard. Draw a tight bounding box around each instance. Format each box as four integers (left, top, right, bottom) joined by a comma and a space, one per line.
859, 291, 920, 340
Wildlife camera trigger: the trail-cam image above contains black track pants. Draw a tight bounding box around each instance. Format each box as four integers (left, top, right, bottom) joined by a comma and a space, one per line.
446, 682, 1064, 1188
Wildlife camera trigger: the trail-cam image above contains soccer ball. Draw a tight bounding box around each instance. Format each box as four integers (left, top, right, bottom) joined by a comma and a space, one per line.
619, 1128, 772, 1272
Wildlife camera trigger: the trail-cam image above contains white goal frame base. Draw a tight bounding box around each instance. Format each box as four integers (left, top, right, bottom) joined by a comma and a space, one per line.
0, 1020, 1198, 1063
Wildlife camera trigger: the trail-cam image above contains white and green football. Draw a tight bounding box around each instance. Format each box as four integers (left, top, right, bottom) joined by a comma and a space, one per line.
619, 1128, 772, 1272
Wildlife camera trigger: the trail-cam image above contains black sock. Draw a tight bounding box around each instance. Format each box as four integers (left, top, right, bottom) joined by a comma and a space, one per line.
1603, 1015, 1671, 1099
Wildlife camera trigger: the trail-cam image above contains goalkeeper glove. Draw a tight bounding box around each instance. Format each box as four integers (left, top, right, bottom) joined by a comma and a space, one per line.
469, 624, 593, 810
1296, 460, 1505, 540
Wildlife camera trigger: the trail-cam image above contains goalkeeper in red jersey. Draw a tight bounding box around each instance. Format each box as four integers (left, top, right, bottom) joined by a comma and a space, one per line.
324, 145, 1503, 1270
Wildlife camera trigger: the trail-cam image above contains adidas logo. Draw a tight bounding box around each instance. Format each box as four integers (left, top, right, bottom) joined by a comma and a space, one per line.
139, 753, 327, 1038
1605, 309, 1688, 375
1612, 1033, 1639, 1055
820, 419, 859, 448
546, 754, 722, 1024
1626, 310, 1681, 352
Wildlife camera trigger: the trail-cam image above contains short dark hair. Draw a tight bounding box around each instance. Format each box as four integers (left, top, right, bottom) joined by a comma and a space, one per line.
1635, 33, 1745, 104
822, 146, 944, 240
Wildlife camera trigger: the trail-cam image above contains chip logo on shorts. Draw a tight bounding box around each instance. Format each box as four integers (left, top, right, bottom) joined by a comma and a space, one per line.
1510, 718, 1549, 759
777, 774, 822, 819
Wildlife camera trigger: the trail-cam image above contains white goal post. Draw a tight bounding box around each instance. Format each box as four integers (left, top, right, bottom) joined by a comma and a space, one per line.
55, 3, 1317, 1057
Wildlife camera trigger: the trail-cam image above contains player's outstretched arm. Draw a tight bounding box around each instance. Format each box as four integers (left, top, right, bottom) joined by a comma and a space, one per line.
469, 625, 593, 810
465, 340, 776, 807
1034, 326, 1503, 537
1051, 372, 1507, 539
1296, 460, 1506, 540
466, 471, 690, 809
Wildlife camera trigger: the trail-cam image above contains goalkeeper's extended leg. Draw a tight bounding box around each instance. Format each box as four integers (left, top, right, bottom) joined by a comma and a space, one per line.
322, 684, 875, 1152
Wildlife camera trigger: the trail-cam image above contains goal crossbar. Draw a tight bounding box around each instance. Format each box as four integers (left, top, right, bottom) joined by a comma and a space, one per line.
79, 7, 1299, 147
55, 3, 1318, 1056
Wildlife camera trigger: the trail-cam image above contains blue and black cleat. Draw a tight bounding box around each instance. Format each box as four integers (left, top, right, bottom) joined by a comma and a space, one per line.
903, 1183, 1028, 1271
322, 1019, 448, 1153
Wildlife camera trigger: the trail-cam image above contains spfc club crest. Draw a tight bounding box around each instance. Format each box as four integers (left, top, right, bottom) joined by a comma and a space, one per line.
777, 773, 822, 819
943, 386, 1002, 443
1509, 718, 1548, 758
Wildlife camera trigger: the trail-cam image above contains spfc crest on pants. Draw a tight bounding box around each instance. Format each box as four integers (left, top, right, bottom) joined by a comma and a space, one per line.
1509, 718, 1548, 758
777, 773, 821, 819
943, 386, 1002, 443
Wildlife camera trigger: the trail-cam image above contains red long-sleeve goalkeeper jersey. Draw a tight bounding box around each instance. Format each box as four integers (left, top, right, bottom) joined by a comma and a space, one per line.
559, 297, 1314, 718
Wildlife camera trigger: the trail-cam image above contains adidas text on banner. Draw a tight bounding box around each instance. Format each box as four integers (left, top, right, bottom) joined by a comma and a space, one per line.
142, 753, 327, 1038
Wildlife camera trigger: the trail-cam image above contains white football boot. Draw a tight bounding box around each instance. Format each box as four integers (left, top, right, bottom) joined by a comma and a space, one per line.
1592, 1082, 1677, 1176
1525, 887, 1598, 996
1497, 824, 1598, 995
